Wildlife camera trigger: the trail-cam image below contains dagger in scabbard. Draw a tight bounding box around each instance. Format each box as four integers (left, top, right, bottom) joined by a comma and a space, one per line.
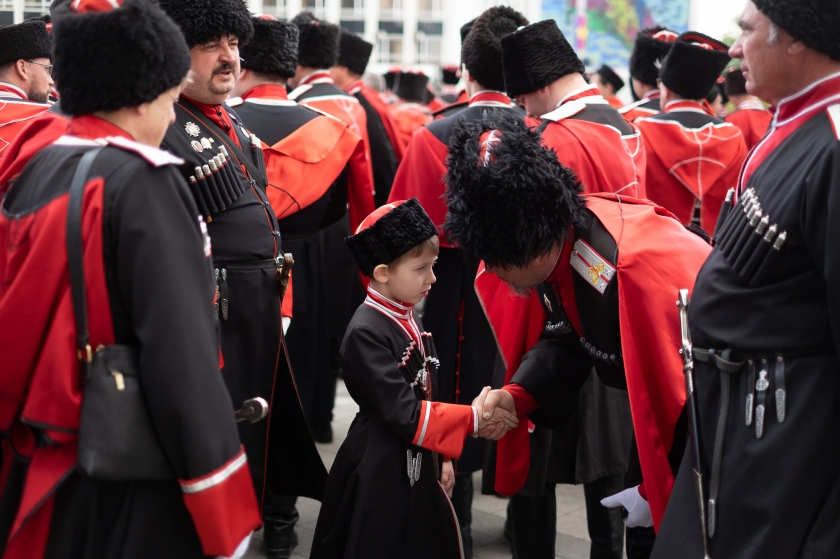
677, 289, 711, 559
235, 397, 269, 423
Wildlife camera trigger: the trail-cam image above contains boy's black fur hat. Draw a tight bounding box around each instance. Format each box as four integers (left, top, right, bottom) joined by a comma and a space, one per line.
660, 32, 731, 101
240, 16, 298, 79
501, 20, 585, 99
338, 31, 373, 76
462, 6, 528, 93
292, 11, 340, 69
595, 64, 624, 93
345, 198, 438, 276
724, 67, 747, 96
629, 26, 676, 86
158, 0, 253, 48
53, 0, 190, 116
395, 72, 428, 103
754, 0, 840, 61
0, 19, 52, 66
460, 18, 476, 44
443, 109, 585, 269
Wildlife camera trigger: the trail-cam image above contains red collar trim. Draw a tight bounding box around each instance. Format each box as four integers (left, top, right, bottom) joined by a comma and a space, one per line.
300, 71, 334, 86
66, 115, 134, 141
468, 90, 511, 107
366, 286, 414, 316
0, 82, 27, 100
345, 79, 365, 95
663, 99, 716, 116
773, 72, 840, 126
738, 99, 766, 111
559, 85, 601, 105
643, 90, 661, 101
241, 84, 290, 101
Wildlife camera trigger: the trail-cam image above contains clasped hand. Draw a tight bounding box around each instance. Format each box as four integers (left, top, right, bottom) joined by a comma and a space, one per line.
470, 386, 518, 441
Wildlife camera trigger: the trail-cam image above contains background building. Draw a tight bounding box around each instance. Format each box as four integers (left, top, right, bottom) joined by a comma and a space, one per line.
2, 0, 743, 96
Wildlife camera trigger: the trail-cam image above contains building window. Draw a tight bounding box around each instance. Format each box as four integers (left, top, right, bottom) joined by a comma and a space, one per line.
377, 31, 403, 64
417, 0, 441, 20
302, 0, 326, 18
379, 0, 401, 20
340, 0, 364, 19
340, 20, 365, 34
262, 0, 287, 19
416, 33, 441, 64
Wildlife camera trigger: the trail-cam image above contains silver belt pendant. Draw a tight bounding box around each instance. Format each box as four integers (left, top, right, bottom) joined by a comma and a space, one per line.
775, 355, 786, 422
745, 359, 756, 426
406, 449, 422, 486
755, 359, 769, 439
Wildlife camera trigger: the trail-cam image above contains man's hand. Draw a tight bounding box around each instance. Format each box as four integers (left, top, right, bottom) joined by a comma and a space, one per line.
440, 459, 455, 498
471, 387, 518, 441
600, 486, 653, 528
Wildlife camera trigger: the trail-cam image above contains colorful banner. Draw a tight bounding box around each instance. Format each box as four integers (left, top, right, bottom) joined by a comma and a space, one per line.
543, 0, 690, 70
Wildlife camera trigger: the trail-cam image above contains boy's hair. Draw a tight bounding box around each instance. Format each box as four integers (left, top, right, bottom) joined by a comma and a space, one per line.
385, 235, 440, 271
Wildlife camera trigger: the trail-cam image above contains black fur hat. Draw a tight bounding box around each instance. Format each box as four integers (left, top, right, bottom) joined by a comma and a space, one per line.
462, 6, 528, 92
443, 109, 585, 269
460, 18, 476, 44
292, 11, 340, 69
501, 20, 585, 99
594, 64, 624, 93
0, 19, 52, 66
345, 199, 438, 276
660, 32, 731, 101
52, 0, 190, 116
442, 65, 459, 85
754, 0, 840, 61
395, 72, 428, 103
724, 67, 747, 96
629, 27, 677, 86
158, 0, 253, 48
240, 16, 298, 79
384, 69, 399, 90
338, 31, 373, 76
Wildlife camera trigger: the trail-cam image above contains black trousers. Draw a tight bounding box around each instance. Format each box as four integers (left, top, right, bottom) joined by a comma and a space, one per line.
583, 475, 626, 559
450, 472, 474, 558
507, 484, 557, 559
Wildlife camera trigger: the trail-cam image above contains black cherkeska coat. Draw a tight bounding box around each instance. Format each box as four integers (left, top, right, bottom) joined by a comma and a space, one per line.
161, 98, 327, 504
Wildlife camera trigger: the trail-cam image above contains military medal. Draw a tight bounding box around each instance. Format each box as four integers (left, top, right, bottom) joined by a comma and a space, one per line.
191, 140, 204, 152
185, 121, 201, 137
201, 137, 213, 150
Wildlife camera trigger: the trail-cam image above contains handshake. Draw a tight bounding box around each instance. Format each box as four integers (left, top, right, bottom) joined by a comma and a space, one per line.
470, 386, 519, 441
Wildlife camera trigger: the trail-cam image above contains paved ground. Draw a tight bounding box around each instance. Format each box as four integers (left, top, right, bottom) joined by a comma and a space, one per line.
246, 381, 592, 559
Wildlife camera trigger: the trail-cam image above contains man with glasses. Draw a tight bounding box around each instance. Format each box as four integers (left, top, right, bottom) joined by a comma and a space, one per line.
0, 18, 53, 166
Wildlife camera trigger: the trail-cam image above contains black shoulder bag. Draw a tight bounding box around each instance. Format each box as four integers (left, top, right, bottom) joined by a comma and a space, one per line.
69, 148, 175, 480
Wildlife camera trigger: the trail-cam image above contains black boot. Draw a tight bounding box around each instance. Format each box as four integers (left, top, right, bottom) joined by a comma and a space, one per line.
450, 472, 474, 559
263, 493, 300, 559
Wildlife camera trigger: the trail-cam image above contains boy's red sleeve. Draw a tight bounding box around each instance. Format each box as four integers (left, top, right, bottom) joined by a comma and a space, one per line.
411, 401, 476, 459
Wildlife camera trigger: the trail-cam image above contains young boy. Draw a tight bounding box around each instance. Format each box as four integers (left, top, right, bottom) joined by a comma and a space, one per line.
309, 199, 519, 559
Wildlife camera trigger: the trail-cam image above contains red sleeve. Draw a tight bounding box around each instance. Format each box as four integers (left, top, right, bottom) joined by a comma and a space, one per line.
346, 138, 376, 231
178, 447, 261, 557
502, 383, 539, 416
411, 400, 476, 459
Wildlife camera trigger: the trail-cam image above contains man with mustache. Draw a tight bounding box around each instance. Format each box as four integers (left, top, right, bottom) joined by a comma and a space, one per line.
156, 3, 328, 557
651, 1, 840, 557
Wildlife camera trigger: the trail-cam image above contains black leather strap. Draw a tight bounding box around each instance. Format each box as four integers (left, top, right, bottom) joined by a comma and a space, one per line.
67, 148, 104, 371
177, 99, 267, 189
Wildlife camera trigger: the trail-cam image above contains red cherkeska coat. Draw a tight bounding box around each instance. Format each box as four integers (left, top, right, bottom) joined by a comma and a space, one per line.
725, 100, 772, 150
636, 99, 749, 232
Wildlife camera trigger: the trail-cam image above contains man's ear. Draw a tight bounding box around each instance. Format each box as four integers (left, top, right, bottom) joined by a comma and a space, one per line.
371, 264, 390, 284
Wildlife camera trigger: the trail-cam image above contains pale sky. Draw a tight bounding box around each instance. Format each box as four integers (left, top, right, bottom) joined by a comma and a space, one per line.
694, 0, 748, 43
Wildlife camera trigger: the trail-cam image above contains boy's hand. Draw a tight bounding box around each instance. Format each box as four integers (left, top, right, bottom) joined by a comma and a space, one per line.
440, 459, 455, 498
471, 387, 518, 440
473, 386, 519, 440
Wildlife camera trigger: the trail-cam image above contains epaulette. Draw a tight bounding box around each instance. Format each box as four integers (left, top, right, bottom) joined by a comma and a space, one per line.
827, 103, 840, 140
541, 100, 586, 122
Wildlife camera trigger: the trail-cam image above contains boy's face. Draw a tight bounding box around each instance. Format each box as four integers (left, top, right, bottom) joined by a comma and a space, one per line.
376, 249, 438, 305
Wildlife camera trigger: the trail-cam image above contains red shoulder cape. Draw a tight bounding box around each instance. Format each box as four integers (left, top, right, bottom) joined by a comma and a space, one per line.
725, 108, 772, 151
476, 194, 712, 529
0, 109, 69, 193
358, 84, 406, 162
